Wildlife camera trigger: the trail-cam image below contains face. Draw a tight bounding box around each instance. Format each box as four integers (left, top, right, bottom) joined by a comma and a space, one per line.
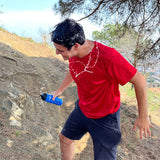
53, 43, 77, 60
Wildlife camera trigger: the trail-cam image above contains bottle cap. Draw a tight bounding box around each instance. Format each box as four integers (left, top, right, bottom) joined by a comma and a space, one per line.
40, 93, 47, 100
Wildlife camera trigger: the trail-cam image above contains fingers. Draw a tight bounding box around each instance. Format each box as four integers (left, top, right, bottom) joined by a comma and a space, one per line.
139, 127, 152, 139
52, 90, 62, 100
132, 120, 137, 131
147, 127, 151, 137
51, 91, 57, 100
140, 129, 143, 139
150, 124, 155, 129
139, 128, 148, 139
146, 124, 155, 138
132, 124, 137, 131
133, 119, 154, 139
140, 124, 155, 139
144, 128, 148, 138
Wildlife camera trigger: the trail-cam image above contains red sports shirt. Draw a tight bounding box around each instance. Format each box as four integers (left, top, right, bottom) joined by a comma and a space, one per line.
69, 41, 137, 119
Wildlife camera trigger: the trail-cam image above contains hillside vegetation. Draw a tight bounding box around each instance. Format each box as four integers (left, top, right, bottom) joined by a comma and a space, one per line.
0, 28, 159, 160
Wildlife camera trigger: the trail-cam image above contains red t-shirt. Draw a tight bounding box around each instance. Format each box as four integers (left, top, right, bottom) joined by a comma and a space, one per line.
69, 41, 137, 119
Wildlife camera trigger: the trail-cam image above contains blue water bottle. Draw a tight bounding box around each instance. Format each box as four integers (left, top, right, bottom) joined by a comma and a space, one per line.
40, 93, 63, 105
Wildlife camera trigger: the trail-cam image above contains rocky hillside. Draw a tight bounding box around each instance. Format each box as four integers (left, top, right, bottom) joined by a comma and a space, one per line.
0, 29, 160, 160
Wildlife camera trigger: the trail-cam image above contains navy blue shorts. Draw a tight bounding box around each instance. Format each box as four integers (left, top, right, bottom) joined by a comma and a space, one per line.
61, 100, 121, 160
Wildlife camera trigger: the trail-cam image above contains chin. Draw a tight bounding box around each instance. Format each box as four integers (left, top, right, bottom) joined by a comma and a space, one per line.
63, 57, 69, 61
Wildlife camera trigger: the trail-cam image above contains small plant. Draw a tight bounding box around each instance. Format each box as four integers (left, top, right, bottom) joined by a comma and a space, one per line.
15, 131, 21, 136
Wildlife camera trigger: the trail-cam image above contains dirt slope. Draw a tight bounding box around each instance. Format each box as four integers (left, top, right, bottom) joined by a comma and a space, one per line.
0, 28, 159, 160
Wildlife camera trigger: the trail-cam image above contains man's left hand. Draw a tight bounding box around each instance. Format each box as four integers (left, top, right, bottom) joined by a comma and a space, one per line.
133, 117, 154, 139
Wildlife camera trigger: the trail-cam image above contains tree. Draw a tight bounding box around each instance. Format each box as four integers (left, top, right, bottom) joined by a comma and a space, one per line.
53, 0, 160, 67
92, 24, 154, 70
92, 23, 130, 48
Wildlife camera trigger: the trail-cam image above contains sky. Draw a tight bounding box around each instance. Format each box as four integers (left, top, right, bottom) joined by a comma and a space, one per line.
0, 0, 100, 43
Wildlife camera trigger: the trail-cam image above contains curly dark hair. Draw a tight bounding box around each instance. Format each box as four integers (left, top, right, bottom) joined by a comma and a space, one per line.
51, 19, 85, 50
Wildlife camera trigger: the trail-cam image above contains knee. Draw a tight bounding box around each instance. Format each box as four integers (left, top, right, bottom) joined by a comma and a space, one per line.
59, 133, 74, 146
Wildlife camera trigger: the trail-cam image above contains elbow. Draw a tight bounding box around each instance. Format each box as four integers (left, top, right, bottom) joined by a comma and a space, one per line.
130, 71, 147, 87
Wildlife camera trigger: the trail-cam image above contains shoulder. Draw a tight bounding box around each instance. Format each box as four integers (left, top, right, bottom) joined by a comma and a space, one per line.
96, 41, 112, 51
95, 42, 119, 63
96, 42, 117, 56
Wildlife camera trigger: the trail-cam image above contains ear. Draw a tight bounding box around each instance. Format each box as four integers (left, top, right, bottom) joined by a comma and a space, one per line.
74, 43, 80, 50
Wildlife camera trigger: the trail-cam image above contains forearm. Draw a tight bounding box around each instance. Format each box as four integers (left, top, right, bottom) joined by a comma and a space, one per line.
134, 76, 148, 119
56, 71, 74, 95
130, 71, 148, 119
130, 71, 154, 138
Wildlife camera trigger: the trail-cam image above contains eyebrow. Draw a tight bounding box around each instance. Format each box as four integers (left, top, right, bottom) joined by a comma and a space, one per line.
57, 49, 64, 52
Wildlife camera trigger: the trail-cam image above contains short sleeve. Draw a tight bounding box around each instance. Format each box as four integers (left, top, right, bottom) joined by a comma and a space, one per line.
104, 48, 137, 85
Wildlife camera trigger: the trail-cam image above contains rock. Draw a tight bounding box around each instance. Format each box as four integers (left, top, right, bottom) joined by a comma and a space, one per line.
8, 101, 24, 127
33, 132, 53, 146
1, 100, 12, 113
10, 119, 21, 127
6, 139, 13, 148
11, 101, 24, 117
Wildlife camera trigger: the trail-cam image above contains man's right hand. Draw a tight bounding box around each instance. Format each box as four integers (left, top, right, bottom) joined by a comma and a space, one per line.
51, 90, 62, 100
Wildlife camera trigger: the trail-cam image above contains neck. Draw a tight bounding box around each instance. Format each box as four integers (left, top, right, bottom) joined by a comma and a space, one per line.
77, 40, 94, 58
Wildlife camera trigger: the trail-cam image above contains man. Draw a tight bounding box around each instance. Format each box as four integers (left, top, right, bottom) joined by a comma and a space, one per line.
51, 19, 153, 160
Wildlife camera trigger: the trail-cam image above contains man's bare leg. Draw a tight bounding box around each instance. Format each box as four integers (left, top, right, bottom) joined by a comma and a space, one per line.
59, 133, 74, 160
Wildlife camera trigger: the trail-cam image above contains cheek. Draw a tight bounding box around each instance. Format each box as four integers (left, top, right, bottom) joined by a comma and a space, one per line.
56, 50, 60, 55
56, 49, 62, 55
